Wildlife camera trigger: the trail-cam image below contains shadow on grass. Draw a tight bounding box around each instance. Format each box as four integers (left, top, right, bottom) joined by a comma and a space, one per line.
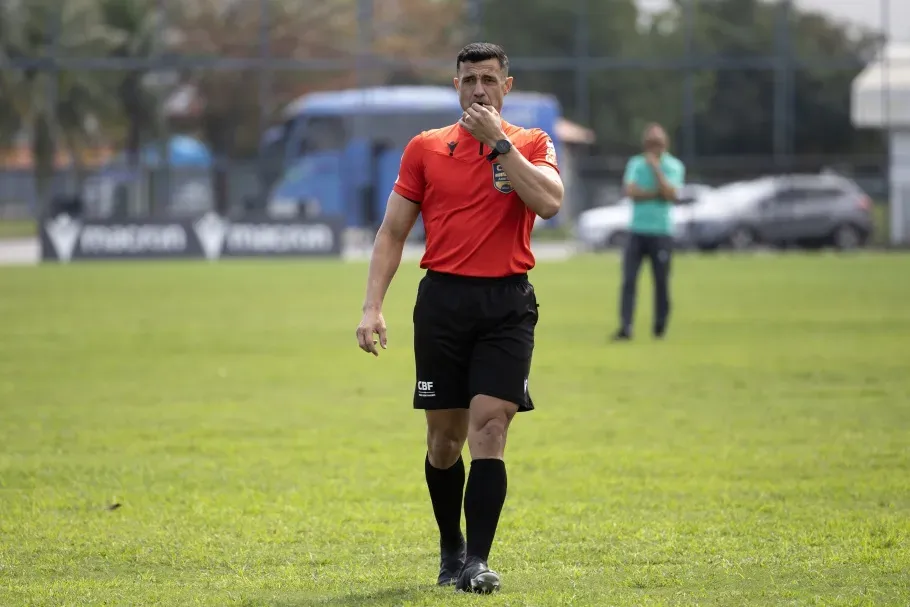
260, 584, 448, 607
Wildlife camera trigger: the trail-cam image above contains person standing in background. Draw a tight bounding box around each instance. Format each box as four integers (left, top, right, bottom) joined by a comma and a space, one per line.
613, 123, 686, 341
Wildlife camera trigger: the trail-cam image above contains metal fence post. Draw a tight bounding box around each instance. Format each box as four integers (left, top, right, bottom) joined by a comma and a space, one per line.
258, 0, 272, 210
575, 0, 591, 128
683, 0, 696, 164
772, 0, 793, 170
153, 0, 170, 218
39, 7, 61, 218
467, 0, 483, 39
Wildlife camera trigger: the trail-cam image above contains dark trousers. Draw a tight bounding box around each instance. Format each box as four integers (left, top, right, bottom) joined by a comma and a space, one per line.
619, 233, 673, 335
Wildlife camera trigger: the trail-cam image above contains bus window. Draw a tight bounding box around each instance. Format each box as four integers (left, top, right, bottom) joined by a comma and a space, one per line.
366, 112, 458, 146
297, 116, 348, 155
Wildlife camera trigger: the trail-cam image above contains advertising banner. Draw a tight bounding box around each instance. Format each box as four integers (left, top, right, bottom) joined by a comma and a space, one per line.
40, 212, 344, 262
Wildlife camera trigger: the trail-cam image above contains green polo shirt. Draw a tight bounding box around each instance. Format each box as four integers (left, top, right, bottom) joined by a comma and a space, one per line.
623, 153, 686, 236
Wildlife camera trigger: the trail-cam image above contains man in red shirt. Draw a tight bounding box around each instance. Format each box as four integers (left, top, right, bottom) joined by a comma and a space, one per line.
355, 42, 564, 594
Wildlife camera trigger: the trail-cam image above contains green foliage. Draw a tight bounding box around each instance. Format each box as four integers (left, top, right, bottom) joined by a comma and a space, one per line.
0, 0, 135, 210
1, 254, 909, 605
0, 0, 891, 208
96, 0, 163, 163
479, 0, 885, 157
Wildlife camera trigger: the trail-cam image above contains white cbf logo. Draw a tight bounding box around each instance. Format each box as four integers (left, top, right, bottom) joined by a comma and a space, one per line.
417, 381, 435, 397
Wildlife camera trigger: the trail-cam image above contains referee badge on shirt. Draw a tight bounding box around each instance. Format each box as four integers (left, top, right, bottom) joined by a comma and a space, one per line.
545, 138, 558, 165
492, 162, 513, 194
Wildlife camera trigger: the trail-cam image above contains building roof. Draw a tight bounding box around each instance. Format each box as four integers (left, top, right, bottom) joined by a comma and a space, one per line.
851, 42, 910, 128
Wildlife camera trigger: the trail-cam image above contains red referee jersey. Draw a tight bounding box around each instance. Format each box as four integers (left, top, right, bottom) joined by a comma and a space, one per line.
392, 120, 559, 278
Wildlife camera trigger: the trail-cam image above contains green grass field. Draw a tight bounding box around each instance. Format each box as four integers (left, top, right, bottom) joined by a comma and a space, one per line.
1, 252, 908, 606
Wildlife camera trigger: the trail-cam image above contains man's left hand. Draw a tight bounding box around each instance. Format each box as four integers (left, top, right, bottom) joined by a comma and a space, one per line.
459, 103, 506, 148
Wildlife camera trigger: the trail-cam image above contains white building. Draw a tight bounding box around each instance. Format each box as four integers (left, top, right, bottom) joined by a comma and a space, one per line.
851, 42, 910, 245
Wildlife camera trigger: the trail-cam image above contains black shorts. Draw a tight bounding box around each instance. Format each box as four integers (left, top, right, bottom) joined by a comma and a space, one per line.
412, 270, 539, 412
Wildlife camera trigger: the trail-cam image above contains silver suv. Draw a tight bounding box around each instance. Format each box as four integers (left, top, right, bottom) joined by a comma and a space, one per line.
687, 174, 874, 251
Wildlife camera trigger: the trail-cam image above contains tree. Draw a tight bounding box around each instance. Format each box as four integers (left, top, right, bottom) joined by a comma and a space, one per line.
370, 0, 472, 84
97, 0, 165, 170
658, 0, 884, 163
0, 0, 122, 214
478, 0, 649, 152
475, 0, 883, 164
787, 9, 885, 157
171, 0, 294, 213
165, 0, 474, 212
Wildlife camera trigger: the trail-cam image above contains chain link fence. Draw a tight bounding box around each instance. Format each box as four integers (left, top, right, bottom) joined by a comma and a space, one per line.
0, 0, 907, 243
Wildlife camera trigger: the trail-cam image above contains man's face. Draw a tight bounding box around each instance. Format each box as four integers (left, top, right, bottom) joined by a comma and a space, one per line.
454, 59, 513, 112
643, 126, 668, 154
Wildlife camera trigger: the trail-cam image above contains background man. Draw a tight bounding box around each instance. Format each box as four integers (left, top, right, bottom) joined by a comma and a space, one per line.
613, 123, 686, 341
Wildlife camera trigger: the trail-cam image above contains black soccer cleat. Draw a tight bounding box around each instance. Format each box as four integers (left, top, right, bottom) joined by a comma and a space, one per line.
454, 556, 501, 594
437, 535, 466, 586
611, 328, 632, 342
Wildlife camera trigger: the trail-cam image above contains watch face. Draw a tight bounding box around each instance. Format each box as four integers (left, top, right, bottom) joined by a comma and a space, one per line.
496, 140, 511, 154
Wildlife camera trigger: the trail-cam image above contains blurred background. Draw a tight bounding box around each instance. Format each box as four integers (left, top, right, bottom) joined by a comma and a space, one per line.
1, 0, 908, 255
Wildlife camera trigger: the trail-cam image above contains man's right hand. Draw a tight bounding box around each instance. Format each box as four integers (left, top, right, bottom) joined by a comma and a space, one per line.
356, 308, 387, 356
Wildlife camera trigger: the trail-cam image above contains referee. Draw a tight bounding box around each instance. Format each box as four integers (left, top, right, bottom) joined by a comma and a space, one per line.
612, 123, 685, 341
355, 42, 564, 594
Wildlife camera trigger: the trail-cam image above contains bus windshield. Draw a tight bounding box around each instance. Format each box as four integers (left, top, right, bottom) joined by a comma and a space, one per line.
294, 110, 461, 155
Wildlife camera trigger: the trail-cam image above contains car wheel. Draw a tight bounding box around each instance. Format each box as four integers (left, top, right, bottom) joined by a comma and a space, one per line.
832, 224, 862, 251
607, 231, 629, 249
727, 226, 757, 251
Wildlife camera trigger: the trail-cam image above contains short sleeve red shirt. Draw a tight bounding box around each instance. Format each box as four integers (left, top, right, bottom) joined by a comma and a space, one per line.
393, 120, 559, 278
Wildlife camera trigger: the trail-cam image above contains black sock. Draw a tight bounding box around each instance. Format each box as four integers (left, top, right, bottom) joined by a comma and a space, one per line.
463, 458, 507, 562
425, 454, 465, 548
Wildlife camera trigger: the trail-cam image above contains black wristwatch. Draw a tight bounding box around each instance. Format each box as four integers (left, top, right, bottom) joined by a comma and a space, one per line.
486, 139, 512, 161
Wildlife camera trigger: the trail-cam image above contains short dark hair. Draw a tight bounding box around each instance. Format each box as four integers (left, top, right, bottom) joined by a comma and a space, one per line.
456, 42, 509, 75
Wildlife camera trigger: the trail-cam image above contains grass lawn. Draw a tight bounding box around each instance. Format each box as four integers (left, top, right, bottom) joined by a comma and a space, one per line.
0, 252, 908, 606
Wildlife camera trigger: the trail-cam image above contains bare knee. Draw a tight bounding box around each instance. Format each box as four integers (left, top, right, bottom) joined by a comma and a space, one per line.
427, 430, 464, 468
474, 415, 508, 444
426, 410, 468, 469
468, 396, 518, 460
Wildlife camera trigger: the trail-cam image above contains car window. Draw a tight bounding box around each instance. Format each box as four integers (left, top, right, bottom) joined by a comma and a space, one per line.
771, 188, 803, 205
790, 187, 846, 203
809, 187, 847, 200
691, 183, 772, 216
